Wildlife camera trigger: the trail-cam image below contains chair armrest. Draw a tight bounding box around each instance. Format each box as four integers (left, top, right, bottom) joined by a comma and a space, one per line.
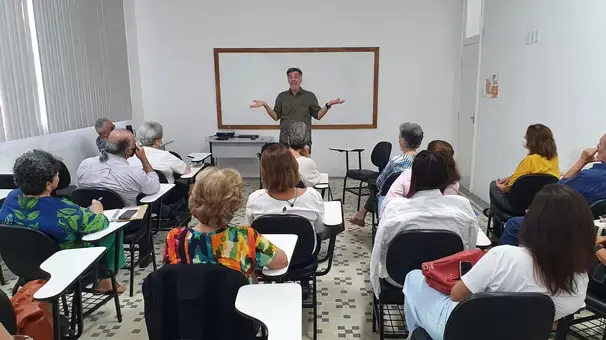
329, 148, 365, 171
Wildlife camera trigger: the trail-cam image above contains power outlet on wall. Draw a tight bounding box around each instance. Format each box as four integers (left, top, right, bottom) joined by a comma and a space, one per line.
526, 28, 540, 45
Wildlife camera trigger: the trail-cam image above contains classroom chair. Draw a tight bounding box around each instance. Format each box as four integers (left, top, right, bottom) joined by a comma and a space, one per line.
339, 141, 391, 210
411, 293, 555, 340
373, 230, 463, 340
71, 188, 157, 297
142, 263, 258, 340
252, 214, 321, 340
0, 224, 121, 338
486, 174, 558, 238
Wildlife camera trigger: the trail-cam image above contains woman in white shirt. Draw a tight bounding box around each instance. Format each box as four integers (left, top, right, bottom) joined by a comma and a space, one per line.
403, 184, 595, 340
246, 143, 326, 250
288, 122, 322, 187
370, 151, 478, 296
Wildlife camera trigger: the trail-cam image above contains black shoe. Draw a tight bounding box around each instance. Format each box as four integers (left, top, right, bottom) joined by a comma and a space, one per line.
138, 255, 153, 269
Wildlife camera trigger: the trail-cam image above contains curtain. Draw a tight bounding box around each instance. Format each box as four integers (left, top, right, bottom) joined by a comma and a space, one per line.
33, 0, 132, 134
0, 0, 132, 142
0, 0, 47, 142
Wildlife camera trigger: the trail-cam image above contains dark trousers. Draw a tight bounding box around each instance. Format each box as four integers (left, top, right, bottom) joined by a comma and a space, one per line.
489, 180, 513, 212
499, 216, 523, 246
363, 184, 379, 212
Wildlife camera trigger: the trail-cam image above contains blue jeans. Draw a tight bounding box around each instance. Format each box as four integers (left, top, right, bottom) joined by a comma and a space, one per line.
403, 270, 457, 340
499, 216, 524, 246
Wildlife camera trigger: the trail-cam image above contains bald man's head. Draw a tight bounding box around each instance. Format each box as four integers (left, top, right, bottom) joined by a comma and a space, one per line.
100, 129, 136, 161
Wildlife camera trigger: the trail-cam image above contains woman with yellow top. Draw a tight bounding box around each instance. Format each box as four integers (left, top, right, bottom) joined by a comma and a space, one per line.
489, 124, 560, 211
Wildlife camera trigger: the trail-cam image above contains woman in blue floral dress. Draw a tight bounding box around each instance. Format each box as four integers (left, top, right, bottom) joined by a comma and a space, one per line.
0, 150, 125, 293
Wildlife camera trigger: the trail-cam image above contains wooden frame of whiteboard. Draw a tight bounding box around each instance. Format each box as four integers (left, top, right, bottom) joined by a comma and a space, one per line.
214, 47, 379, 130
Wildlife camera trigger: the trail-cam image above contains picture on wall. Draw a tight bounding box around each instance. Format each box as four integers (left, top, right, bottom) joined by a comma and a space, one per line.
483, 74, 499, 98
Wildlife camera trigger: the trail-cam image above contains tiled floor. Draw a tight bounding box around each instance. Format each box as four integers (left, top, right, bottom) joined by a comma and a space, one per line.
0, 178, 599, 339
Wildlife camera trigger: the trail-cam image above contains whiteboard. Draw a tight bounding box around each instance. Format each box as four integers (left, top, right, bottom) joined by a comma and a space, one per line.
214, 47, 378, 129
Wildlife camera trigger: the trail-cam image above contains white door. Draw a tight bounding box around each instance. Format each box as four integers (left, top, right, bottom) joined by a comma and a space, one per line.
457, 42, 480, 189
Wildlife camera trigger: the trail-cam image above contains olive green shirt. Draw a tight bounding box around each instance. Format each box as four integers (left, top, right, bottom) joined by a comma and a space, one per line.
273, 88, 321, 144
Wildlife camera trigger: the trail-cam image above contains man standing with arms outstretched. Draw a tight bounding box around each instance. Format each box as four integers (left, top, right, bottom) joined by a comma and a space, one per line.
250, 67, 345, 148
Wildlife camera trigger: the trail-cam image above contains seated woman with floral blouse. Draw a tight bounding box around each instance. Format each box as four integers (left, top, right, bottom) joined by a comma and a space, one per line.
163, 167, 288, 282
0, 150, 125, 293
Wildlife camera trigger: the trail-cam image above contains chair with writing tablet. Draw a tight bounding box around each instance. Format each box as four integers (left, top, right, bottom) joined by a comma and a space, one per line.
0, 224, 122, 337
373, 229, 463, 340
334, 142, 391, 211
72, 188, 157, 296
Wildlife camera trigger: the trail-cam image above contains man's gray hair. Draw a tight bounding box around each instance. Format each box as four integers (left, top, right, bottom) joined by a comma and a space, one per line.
94, 118, 111, 134
288, 122, 308, 150
137, 121, 164, 147
399, 122, 424, 149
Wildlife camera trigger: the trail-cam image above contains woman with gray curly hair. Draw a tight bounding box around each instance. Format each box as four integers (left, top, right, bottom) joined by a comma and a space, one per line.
349, 122, 424, 227
0, 150, 126, 293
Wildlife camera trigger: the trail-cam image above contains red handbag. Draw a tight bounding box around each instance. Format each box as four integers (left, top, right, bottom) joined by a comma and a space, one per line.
421, 249, 485, 295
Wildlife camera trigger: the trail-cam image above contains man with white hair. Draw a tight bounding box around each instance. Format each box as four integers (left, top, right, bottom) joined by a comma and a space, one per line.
130, 121, 190, 183
129, 121, 191, 223
94, 118, 114, 151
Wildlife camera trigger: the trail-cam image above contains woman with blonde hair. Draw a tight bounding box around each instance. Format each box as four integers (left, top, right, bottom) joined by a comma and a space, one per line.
163, 167, 288, 281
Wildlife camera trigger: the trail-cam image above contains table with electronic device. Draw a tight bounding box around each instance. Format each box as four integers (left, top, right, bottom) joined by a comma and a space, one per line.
207, 133, 274, 165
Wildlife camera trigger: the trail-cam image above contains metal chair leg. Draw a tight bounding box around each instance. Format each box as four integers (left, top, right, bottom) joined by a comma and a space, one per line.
379, 293, 385, 340
372, 296, 377, 332
356, 182, 363, 211
342, 177, 348, 204
111, 277, 123, 322
129, 244, 135, 297
312, 275, 318, 340
0, 263, 5, 285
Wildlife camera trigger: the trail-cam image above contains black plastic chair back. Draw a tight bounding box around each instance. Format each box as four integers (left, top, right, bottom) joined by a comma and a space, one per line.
169, 151, 182, 160
71, 188, 125, 210
444, 292, 554, 340
142, 263, 256, 340
507, 174, 559, 213
0, 224, 58, 282
591, 199, 606, 219
251, 214, 317, 266
154, 170, 169, 184
386, 230, 463, 286
380, 171, 403, 196
371, 141, 392, 172
0, 174, 16, 189
0, 289, 16, 334
56, 160, 71, 191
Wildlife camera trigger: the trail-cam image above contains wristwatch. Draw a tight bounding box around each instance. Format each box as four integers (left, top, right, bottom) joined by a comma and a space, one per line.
325, 103, 332, 110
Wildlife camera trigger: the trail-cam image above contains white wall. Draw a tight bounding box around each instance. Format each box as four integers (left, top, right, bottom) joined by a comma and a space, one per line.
471, 0, 606, 202
0, 121, 130, 184
124, 0, 464, 177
